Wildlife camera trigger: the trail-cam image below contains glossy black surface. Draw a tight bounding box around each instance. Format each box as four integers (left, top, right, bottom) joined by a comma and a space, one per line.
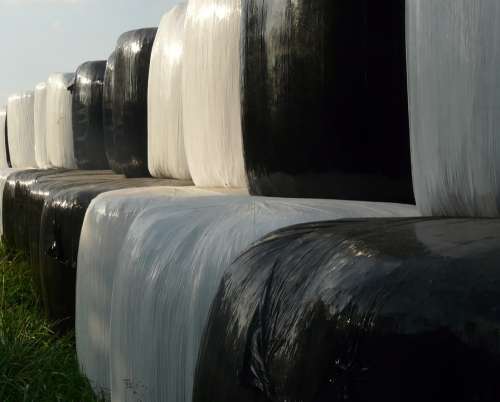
195, 218, 500, 402
39, 176, 191, 332
103, 51, 122, 174
105, 29, 157, 178
71, 61, 109, 170
241, 0, 413, 202
5, 112, 11, 167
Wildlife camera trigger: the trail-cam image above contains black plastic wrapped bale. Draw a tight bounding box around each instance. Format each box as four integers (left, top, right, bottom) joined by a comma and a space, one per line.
195, 218, 500, 402
2, 170, 117, 291
103, 51, 121, 174
71, 61, 109, 170
241, 0, 413, 202
39, 177, 191, 332
106, 29, 157, 177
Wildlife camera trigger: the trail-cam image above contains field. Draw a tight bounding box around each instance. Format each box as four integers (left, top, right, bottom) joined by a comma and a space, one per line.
0, 245, 98, 401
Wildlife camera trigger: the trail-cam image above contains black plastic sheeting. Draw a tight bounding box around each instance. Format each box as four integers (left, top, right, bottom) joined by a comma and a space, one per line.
105, 29, 157, 178
5, 113, 11, 168
39, 176, 191, 331
103, 51, 122, 174
195, 218, 500, 402
241, 1, 414, 203
71, 61, 109, 170
2, 170, 118, 291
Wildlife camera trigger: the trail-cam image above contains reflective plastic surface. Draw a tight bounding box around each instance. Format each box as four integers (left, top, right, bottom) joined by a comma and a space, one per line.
47, 73, 77, 169
242, 0, 413, 202
195, 218, 500, 402
148, 4, 191, 180
7, 92, 37, 168
34, 82, 50, 168
407, 1, 500, 217
0, 109, 10, 169
72, 61, 109, 170
106, 29, 157, 178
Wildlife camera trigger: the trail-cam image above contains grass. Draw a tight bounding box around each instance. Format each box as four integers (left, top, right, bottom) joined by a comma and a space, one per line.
0, 244, 99, 402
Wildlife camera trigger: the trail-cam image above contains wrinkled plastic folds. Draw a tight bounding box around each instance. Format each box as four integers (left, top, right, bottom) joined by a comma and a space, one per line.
148, 5, 191, 180
0, 109, 10, 169
183, 0, 247, 187
106, 29, 157, 177
0, 168, 24, 237
407, 1, 500, 217
72, 61, 109, 170
242, 0, 413, 202
195, 218, 500, 402
34, 82, 50, 168
5, 112, 11, 168
77, 196, 417, 401
47, 73, 77, 169
39, 177, 192, 332
76, 186, 248, 397
103, 52, 121, 174
7, 92, 37, 168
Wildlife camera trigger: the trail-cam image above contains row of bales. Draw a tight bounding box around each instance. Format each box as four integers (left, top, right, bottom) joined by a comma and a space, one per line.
1, 1, 500, 401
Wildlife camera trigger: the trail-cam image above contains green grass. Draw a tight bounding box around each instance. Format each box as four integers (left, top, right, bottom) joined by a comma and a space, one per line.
0, 244, 99, 402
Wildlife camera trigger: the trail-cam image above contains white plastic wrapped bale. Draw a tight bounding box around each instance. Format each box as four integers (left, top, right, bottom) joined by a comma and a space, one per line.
148, 4, 191, 180
76, 186, 247, 397
100, 197, 417, 402
34, 82, 50, 168
7, 92, 37, 168
0, 109, 10, 169
46, 73, 77, 169
183, 0, 246, 187
407, 1, 500, 217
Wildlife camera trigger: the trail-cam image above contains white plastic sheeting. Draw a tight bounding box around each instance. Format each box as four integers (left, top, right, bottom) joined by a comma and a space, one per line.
34, 82, 50, 168
76, 193, 418, 401
46, 73, 77, 169
0, 109, 9, 169
6, 92, 37, 168
76, 186, 247, 397
148, 4, 191, 180
183, 0, 247, 187
407, 0, 500, 217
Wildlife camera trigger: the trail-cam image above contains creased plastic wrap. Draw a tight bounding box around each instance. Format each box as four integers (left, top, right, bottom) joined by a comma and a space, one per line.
103, 52, 121, 174
39, 178, 191, 332
407, 1, 500, 217
7, 92, 37, 168
195, 218, 500, 402
72, 61, 109, 170
5, 112, 11, 168
106, 29, 157, 177
76, 186, 247, 397
0, 168, 24, 238
183, 0, 247, 187
242, 0, 413, 202
0, 109, 10, 169
148, 4, 190, 180
79, 197, 417, 401
47, 73, 77, 169
34, 82, 50, 168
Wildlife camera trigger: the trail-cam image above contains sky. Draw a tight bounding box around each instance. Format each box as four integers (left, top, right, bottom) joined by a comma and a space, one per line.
0, 0, 179, 106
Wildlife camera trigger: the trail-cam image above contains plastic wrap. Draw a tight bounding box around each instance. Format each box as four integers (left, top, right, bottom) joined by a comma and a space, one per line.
148, 5, 191, 180
7, 92, 37, 168
242, 0, 413, 202
75, 186, 248, 397
106, 29, 157, 177
46, 73, 77, 169
72, 61, 109, 170
39, 178, 191, 332
34, 82, 50, 168
5, 112, 11, 168
103, 52, 121, 174
407, 1, 500, 217
183, 0, 247, 187
95, 197, 417, 401
0, 168, 24, 238
0, 109, 10, 169
195, 218, 500, 402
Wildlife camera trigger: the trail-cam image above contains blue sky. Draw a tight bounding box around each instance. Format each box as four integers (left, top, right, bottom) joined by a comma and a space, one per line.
0, 0, 178, 106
